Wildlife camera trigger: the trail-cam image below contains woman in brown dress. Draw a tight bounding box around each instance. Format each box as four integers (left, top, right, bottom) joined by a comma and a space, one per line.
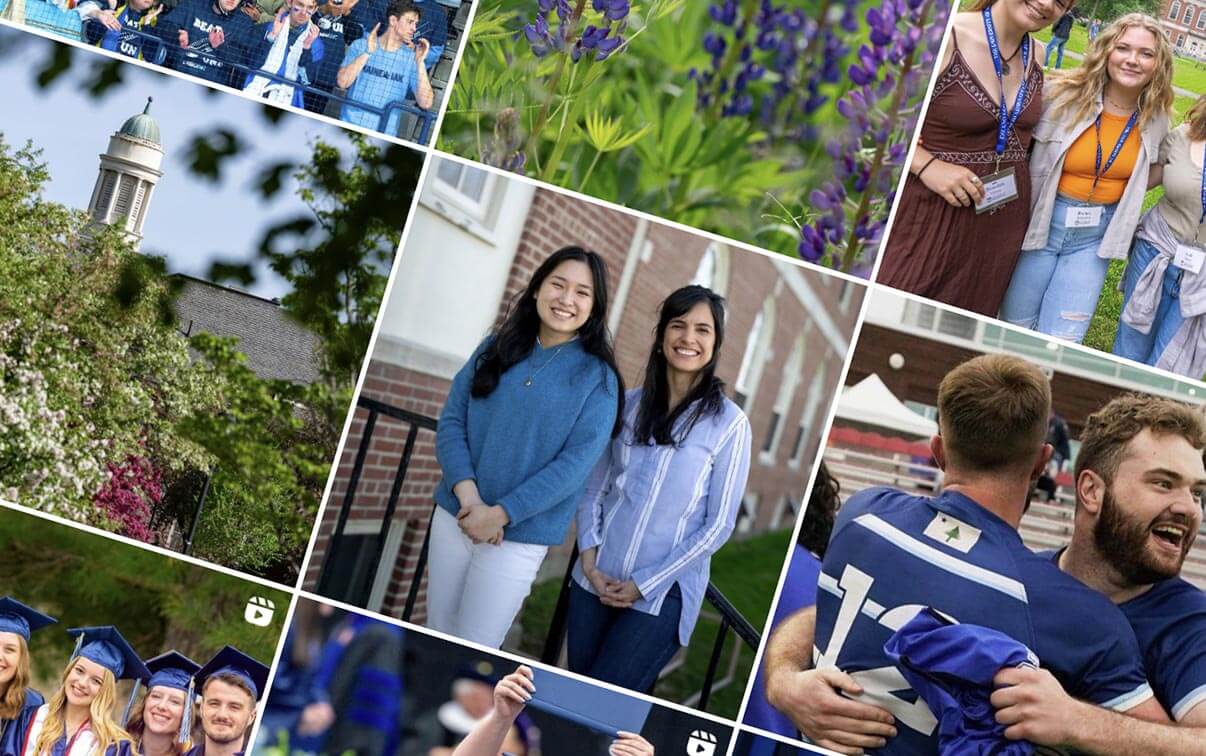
877, 0, 1064, 316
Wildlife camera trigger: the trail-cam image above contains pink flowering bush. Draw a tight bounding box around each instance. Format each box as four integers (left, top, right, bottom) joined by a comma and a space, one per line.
92, 455, 163, 542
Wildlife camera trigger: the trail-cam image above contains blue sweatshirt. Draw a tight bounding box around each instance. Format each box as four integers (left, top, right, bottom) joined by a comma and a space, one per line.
158, 0, 255, 86
434, 336, 619, 545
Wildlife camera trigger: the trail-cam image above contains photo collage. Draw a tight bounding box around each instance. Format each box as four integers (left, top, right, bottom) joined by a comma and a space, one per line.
0, 0, 1203, 754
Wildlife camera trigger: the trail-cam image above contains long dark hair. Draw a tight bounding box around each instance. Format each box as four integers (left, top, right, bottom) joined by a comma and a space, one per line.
471, 246, 624, 436
635, 285, 728, 445
798, 462, 840, 558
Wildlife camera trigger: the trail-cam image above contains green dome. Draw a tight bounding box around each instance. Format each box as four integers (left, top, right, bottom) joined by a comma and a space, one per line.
119, 98, 160, 145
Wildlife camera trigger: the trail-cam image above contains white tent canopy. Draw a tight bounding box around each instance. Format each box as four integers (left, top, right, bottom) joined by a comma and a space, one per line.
835, 373, 938, 438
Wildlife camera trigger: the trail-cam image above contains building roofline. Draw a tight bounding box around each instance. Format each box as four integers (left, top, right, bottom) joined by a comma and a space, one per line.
168, 272, 284, 306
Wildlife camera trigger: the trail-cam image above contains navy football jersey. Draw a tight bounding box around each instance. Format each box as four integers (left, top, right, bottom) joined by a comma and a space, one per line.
816, 488, 1152, 754
1121, 577, 1206, 720
1044, 548, 1206, 721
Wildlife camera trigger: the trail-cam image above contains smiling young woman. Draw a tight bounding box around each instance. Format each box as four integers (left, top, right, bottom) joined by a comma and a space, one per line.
22, 627, 146, 756
566, 285, 752, 692
121, 652, 201, 756
877, 0, 1057, 316
426, 246, 624, 650
1000, 14, 1174, 344
0, 599, 56, 756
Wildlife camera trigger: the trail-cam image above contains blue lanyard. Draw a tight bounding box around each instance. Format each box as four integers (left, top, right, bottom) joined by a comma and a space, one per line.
1091, 109, 1138, 195
983, 7, 1030, 157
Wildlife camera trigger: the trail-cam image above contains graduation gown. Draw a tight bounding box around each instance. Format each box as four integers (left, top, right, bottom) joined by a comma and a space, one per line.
16, 705, 100, 756
0, 690, 44, 756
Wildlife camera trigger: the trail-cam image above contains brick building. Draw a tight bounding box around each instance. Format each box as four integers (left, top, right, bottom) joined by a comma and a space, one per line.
1159, 0, 1206, 55
303, 158, 864, 621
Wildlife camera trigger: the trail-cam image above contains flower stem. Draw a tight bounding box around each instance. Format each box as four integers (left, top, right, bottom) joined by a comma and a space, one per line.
522, 0, 589, 168
578, 148, 604, 192
705, 0, 760, 122
840, 0, 932, 272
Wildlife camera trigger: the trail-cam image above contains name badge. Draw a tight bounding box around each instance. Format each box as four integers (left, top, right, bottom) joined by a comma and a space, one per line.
975, 167, 1018, 215
1065, 205, 1104, 228
1174, 243, 1206, 274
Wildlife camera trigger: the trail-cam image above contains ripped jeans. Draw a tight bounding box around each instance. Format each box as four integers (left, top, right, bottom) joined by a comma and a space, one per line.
999, 194, 1117, 344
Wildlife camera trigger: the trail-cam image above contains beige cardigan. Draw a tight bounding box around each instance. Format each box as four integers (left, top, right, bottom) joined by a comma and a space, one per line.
1022, 99, 1168, 260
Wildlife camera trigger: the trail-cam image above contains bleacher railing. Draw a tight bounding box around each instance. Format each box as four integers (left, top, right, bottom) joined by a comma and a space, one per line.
319, 393, 762, 712
13, 3, 435, 144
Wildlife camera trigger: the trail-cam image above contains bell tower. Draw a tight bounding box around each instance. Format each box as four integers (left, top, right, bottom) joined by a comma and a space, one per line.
86, 97, 164, 251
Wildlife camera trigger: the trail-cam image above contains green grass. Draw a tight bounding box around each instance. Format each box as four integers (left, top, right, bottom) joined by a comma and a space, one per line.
516, 528, 794, 719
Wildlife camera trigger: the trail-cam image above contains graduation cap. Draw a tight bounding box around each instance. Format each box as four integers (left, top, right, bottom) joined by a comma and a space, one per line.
526, 668, 652, 738
67, 626, 152, 682
124, 651, 202, 744
0, 597, 57, 642
195, 646, 269, 702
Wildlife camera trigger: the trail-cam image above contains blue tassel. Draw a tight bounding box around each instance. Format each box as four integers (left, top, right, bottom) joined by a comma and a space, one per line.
121, 680, 141, 727
178, 677, 195, 745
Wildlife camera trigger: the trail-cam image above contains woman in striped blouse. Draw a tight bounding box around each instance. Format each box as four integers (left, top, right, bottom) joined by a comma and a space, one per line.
567, 285, 752, 692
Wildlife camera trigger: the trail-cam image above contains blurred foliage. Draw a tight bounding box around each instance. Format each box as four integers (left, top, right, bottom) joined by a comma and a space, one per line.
0, 504, 289, 692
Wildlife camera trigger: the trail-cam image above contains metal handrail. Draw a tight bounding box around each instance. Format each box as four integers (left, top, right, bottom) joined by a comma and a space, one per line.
324, 394, 762, 711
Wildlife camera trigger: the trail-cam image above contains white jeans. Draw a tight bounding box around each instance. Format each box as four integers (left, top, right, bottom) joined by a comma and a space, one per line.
425, 506, 549, 649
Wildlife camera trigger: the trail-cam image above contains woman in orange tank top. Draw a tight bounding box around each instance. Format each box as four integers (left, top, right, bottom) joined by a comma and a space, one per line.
999, 14, 1174, 344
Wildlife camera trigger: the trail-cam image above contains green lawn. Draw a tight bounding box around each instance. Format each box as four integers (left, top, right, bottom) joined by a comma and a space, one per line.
1035, 26, 1206, 95
516, 528, 794, 719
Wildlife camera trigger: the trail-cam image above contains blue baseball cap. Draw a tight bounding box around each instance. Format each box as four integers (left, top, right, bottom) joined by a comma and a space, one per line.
67, 626, 152, 682
196, 646, 268, 701
0, 597, 57, 642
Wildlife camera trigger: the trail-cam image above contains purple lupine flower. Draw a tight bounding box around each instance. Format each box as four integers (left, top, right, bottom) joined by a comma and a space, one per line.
797, 0, 950, 271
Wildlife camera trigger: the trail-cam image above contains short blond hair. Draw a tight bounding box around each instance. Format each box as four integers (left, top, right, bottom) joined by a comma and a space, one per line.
937, 354, 1051, 472
1075, 394, 1206, 486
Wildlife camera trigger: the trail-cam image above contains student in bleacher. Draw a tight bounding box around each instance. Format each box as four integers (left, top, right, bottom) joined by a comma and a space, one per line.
567, 285, 751, 693
335, 0, 432, 135
241, 0, 321, 107
78, 0, 164, 60
304, 0, 363, 116
157, 0, 255, 87
346, 0, 440, 66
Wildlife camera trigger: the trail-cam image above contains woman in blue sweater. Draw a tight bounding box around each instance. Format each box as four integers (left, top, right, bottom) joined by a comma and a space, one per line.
427, 246, 623, 649
568, 285, 751, 692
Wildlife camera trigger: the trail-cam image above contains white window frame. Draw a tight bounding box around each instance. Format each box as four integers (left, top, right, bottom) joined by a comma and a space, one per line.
760, 333, 806, 466
1186, 4, 1195, 24
737, 493, 761, 534
421, 159, 501, 242
1171, 1, 1182, 20
734, 297, 776, 414
790, 363, 827, 469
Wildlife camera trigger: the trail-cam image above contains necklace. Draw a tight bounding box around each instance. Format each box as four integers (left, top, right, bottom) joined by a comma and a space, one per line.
1000, 40, 1022, 75
523, 344, 566, 387
1105, 95, 1137, 111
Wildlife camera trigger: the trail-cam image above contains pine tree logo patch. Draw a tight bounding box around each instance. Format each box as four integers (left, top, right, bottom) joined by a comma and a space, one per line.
923, 514, 981, 553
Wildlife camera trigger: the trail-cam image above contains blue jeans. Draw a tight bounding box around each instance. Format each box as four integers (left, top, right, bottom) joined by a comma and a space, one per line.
1046, 35, 1069, 67
1113, 237, 1185, 364
566, 580, 682, 692
1000, 195, 1117, 343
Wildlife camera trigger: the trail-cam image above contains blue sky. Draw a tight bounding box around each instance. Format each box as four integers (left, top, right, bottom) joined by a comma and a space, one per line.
0, 26, 410, 298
